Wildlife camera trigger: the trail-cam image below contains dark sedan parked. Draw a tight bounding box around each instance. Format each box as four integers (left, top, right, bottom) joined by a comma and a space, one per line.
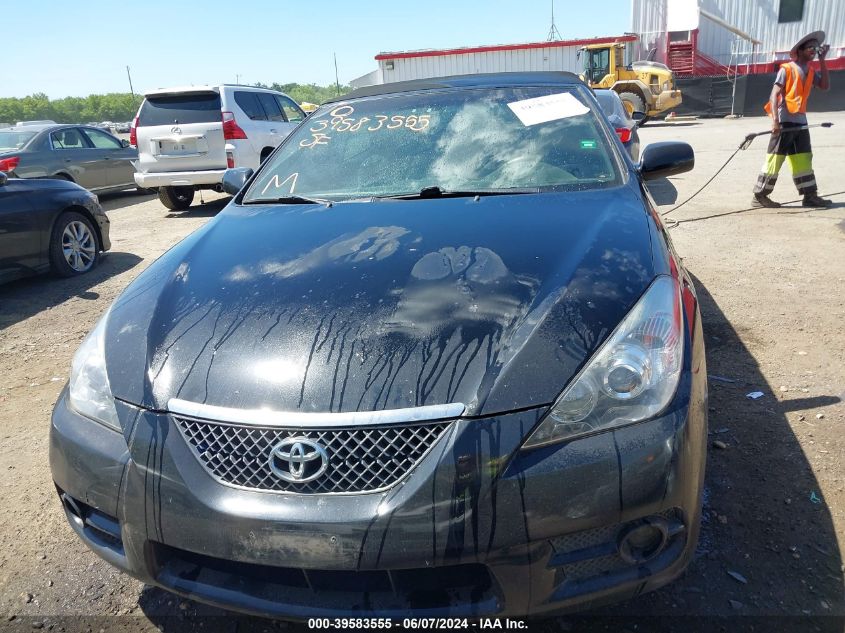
0, 123, 137, 193
51, 73, 705, 619
594, 89, 642, 162
0, 172, 111, 284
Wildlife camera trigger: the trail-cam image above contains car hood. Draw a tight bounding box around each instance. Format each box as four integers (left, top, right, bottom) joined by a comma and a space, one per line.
106, 186, 656, 417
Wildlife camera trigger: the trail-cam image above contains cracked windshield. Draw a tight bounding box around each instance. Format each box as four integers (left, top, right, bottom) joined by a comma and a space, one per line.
245, 87, 620, 203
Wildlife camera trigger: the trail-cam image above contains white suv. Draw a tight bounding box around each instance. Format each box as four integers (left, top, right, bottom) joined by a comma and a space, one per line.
132, 85, 305, 210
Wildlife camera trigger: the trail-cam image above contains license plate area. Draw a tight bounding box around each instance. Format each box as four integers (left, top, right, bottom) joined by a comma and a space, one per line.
153, 136, 207, 156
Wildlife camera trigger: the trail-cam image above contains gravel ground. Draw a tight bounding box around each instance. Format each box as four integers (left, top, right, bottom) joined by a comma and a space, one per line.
0, 113, 843, 632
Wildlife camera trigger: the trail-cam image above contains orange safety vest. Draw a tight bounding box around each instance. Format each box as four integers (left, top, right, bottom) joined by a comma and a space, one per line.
764, 62, 815, 115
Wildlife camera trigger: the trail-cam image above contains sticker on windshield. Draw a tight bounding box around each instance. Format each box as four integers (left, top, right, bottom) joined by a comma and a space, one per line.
580, 140, 597, 149
507, 93, 590, 126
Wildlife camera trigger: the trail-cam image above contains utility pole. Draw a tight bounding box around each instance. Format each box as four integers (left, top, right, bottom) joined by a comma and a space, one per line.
334, 53, 341, 96
126, 65, 135, 98
547, 1, 562, 41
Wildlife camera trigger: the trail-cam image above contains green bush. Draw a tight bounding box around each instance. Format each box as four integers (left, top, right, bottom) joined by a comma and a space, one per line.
0, 84, 351, 125
0, 93, 144, 124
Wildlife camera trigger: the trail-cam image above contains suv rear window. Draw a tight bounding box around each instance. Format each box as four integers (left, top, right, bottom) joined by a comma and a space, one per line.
138, 93, 222, 126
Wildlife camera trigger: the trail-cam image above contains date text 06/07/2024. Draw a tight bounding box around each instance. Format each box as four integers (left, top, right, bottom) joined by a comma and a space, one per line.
306, 618, 528, 629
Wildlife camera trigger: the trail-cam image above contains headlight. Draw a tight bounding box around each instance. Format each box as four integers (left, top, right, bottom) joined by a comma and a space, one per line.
523, 276, 683, 449
68, 310, 120, 431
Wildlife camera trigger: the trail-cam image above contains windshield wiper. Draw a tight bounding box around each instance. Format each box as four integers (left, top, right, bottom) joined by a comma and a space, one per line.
384, 186, 538, 200
244, 195, 333, 206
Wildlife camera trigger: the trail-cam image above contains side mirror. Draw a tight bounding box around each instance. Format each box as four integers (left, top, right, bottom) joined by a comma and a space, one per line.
639, 142, 694, 181
631, 111, 646, 123
121, 139, 130, 148
221, 167, 254, 196
0, 171, 7, 186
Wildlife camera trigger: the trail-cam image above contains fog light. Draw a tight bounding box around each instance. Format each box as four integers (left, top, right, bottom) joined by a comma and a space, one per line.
618, 517, 669, 564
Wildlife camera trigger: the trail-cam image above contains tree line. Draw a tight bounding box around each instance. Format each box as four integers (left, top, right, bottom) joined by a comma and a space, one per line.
0, 83, 351, 125
258, 83, 350, 106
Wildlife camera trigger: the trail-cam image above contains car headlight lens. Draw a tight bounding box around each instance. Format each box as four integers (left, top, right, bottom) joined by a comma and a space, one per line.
68, 310, 120, 431
603, 343, 651, 399
553, 374, 599, 423
523, 276, 683, 449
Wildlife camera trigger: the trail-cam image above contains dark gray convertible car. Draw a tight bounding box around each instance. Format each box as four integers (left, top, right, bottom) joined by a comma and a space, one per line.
50, 73, 706, 619
0, 123, 138, 193
0, 171, 111, 284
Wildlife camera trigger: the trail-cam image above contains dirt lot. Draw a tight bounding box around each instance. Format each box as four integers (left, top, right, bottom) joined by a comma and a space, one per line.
1, 113, 844, 632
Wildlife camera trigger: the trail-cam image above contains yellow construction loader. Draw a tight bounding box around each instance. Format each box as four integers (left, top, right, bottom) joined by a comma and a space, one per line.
578, 42, 682, 122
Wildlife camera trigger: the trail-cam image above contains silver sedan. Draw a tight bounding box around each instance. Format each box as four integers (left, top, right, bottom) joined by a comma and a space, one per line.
0, 123, 139, 193
593, 89, 642, 163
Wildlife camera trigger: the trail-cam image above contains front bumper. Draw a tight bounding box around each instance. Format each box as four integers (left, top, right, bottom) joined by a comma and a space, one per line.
50, 311, 707, 619
83, 196, 111, 252
96, 215, 111, 252
51, 387, 706, 618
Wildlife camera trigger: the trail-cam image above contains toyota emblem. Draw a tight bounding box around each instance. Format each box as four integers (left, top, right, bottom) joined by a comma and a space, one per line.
269, 437, 329, 483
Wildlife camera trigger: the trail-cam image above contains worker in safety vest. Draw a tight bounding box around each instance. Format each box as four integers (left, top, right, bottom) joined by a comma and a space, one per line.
752, 30, 831, 208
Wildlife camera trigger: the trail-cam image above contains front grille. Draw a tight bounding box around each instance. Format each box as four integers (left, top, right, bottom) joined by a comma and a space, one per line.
174, 416, 451, 494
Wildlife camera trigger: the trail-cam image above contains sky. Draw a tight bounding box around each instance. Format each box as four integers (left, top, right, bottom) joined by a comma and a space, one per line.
3, 0, 631, 99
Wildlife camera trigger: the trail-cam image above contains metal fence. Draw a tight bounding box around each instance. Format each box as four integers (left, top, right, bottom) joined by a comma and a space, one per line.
671, 69, 845, 117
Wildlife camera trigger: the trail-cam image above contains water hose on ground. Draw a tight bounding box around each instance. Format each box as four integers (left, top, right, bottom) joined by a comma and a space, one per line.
659, 122, 835, 224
